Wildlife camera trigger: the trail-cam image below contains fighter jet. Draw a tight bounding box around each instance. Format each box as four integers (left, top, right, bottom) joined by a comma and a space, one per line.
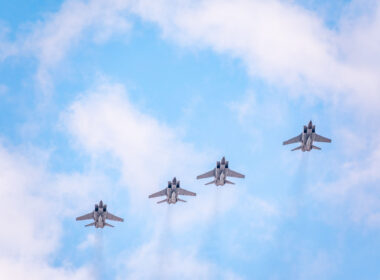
76, 200, 124, 228
149, 177, 196, 204
196, 157, 245, 186
283, 121, 331, 152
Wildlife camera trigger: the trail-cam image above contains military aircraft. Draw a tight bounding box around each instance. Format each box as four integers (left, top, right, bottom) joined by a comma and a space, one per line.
283, 121, 331, 152
196, 157, 245, 186
149, 177, 196, 204
76, 200, 124, 228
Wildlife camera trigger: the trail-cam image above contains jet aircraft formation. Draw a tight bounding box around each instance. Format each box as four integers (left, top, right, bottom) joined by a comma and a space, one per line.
76, 121, 331, 228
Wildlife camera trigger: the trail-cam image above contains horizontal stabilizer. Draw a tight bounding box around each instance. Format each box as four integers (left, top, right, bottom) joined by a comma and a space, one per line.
225, 180, 235, 185
85, 222, 95, 227
177, 198, 187, 202
104, 223, 114, 227
312, 145, 321, 150
205, 180, 216, 185
291, 146, 303, 151
157, 199, 167, 204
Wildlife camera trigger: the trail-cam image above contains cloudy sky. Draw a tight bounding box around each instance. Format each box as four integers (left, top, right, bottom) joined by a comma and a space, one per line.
0, 0, 379, 279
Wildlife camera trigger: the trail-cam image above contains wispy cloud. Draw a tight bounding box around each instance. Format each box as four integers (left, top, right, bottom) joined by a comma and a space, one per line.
311, 134, 380, 227
120, 239, 243, 280
62, 81, 280, 278
63, 82, 209, 210
0, 143, 96, 279
3, 0, 380, 110
1, 0, 131, 93
130, 0, 380, 111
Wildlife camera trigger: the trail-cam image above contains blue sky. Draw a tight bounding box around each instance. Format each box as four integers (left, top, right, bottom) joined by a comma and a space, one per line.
0, 0, 379, 279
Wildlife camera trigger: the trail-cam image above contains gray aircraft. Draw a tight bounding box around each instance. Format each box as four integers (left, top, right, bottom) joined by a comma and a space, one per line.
283, 121, 331, 152
196, 157, 245, 186
76, 200, 124, 228
149, 177, 196, 204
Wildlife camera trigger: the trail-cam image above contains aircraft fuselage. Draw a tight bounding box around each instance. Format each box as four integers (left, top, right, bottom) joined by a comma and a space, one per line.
214, 165, 227, 186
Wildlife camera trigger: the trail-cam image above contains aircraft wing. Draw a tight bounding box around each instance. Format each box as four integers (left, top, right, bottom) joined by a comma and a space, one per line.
314, 133, 331, 143
226, 169, 245, 178
283, 134, 302, 145
196, 169, 215, 179
76, 212, 93, 221
107, 212, 124, 222
177, 188, 196, 196
149, 188, 167, 198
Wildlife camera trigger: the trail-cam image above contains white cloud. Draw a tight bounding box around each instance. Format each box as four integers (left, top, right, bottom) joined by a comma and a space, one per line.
62, 81, 281, 278
119, 237, 243, 280
29, 0, 131, 92
2, 0, 380, 109
129, 0, 380, 110
63, 82, 208, 212
0, 259, 90, 280
63, 81, 279, 229
77, 233, 97, 250
0, 0, 131, 93
0, 143, 94, 279
1, 0, 379, 109
310, 132, 380, 227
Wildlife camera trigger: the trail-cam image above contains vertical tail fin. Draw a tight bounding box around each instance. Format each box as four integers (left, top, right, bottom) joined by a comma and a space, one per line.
177, 198, 187, 203
205, 180, 216, 185
85, 222, 95, 227
291, 146, 303, 151
157, 199, 167, 204
225, 180, 235, 185
312, 145, 321, 150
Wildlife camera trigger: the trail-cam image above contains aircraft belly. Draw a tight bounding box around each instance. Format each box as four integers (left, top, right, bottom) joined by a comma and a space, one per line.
170, 192, 176, 203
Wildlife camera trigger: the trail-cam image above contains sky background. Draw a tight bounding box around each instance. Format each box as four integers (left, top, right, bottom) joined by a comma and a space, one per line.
0, 0, 379, 279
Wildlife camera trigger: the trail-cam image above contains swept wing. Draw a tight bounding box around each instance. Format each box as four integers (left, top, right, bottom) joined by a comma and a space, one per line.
177, 188, 196, 196
107, 212, 124, 222
226, 169, 245, 178
283, 134, 302, 145
76, 212, 93, 221
314, 134, 331, 143
196, 169, 215, 179
149, 188, 167, 198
